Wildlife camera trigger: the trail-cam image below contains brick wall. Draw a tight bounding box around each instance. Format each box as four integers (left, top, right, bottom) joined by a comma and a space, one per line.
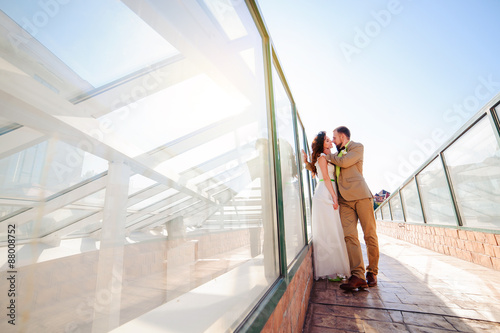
376, 220, 500, 271
261, 246, 313, 333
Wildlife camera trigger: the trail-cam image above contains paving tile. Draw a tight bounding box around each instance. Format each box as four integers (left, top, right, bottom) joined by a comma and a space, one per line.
388, 310, 404, 323
331, 306, 392, 322
312, 303, 335, 315
417, 305, 456, 316
362, 320, 409, 333
376, 292, 403, 304
397, 294, 453, 307
406, 324, 458, 333
445, 317, 500, 332
349, 297, 385, 308
310, 312, 337, 328
401, 312, 456, 330
476, 310, 500, 323
308, 326, 349, 333
310, 312, 367, 332
447, 308, 486, 321
310, 289, 338, 305
381, 301, 422, 312
332, 317, 366, 332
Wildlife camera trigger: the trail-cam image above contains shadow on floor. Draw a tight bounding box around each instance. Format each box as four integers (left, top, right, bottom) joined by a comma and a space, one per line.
303, 237, 500, 333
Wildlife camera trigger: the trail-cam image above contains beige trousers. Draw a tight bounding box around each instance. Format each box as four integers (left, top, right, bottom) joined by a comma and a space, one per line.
338, 196, 379, 279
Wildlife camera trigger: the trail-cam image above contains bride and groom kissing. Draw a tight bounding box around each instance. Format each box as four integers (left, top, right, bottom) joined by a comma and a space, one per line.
302, 126, 379, 291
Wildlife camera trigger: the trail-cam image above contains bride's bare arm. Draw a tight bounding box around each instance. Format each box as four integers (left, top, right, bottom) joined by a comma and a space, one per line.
318, 156, 339, 210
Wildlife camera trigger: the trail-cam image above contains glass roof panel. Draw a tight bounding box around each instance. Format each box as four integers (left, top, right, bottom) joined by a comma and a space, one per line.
66, 214, 102, 237
202, 0, 248, 40
72, 189, 106, 208
128, 174, 157, 196
16, 208, 95, 240
128, 188, 178, 211
0, 0, 179, 88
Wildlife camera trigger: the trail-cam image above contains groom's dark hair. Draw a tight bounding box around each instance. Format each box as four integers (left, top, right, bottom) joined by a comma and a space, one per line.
334, 126, 351, 139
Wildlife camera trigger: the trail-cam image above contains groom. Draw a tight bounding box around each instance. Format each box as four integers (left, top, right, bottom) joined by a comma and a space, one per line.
304, 126, 379, 290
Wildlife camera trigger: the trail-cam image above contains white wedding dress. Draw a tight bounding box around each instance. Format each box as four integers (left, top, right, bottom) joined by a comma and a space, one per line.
312, 154, 350, 280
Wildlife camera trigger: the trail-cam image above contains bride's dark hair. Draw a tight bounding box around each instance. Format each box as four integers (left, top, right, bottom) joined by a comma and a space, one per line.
310, 131, 326, 175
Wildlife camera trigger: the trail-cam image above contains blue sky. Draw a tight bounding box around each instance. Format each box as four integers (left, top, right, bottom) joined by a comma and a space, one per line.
258, 0, 500, 193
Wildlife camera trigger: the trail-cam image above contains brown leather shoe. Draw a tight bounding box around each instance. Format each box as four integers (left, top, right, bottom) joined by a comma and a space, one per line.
340, 275, 368, 291
366, 272, 377, 287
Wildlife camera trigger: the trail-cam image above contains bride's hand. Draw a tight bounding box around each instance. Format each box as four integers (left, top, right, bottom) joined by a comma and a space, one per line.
333, 197, 339, 210
301, 149, 308, 163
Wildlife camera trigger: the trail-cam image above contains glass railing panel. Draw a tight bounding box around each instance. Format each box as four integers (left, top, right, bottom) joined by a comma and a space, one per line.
389, 192, 404, 221
381, 203, 391, 221
375, 209, 380, 220
272, 65, 305, 265
416, 157, 458, 226
0, 1, 280, 332
401, 179, 424, 223
297, 121, 312, 241
443, 116, 500, 230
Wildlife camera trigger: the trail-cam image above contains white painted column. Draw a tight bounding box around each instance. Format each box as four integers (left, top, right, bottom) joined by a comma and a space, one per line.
92, 159, 130, 333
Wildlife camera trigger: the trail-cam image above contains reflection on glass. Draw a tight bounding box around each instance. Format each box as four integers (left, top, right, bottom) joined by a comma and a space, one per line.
73, 189, 106, 208
401, 179, 424, 223
0, 140, 108, 201
381, 203, 391, 221
443, 117, 500, 229
128, 189, 178, 211
17, 208, 95, 239
297, 122, 312, 241
273, 65, 305, 265
416, 157, 457, 225
0, 0, 179, 88
128, 174, 157, 195
0, 1, 280, 331
202, 0, 248, 40
390, 192, 404, 221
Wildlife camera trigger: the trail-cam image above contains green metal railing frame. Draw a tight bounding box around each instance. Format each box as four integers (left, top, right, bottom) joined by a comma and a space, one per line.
236, 1, 313, 332
375, 95, 500, 234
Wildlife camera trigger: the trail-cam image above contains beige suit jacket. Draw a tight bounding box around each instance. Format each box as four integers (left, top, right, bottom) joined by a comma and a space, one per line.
327, 141, 373, 201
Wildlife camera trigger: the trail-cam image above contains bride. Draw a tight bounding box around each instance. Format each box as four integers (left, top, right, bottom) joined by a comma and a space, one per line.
309, 131, 350, 280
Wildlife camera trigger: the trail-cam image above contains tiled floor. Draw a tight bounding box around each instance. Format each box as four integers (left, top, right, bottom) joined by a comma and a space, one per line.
303, 231, 500, 332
